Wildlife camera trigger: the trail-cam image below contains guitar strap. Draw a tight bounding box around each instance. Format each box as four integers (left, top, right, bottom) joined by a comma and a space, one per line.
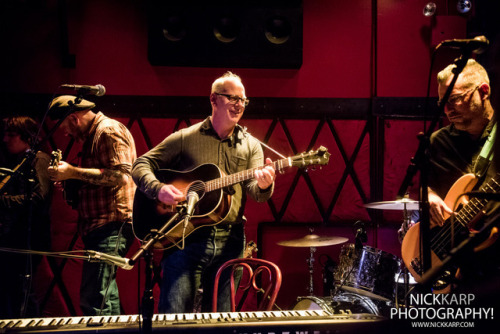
474, 122, 497, 179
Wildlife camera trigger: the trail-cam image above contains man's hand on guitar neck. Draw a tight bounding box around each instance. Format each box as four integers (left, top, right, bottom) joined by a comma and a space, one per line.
158, 184, 185, 206
428, 190, 453, 227
48, 160, 75, 181
254, 158, 275, 190
48, 160, 129, 187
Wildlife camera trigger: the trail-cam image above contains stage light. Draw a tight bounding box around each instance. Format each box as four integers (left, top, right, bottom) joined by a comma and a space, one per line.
457, 0, 472, 14
423, 2, 437, 17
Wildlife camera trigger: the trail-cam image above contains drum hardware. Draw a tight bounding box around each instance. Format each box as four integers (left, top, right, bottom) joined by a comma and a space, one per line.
320, 254, 337, 297
277, 232, 348, 296
365, 196, 417, 306
394, 269, 417, 309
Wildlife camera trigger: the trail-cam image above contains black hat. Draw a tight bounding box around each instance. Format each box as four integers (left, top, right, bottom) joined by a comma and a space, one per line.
48, 95, 95, 120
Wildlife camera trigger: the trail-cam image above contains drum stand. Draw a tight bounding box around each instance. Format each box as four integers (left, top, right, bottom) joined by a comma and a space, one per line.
276, 231, 348, 298
399, 206, 412, 308
306, 246, 316, 296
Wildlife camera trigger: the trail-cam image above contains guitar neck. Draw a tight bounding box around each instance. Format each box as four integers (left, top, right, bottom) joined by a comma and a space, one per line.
451, 173, 500, 229
205, 158, 291, 192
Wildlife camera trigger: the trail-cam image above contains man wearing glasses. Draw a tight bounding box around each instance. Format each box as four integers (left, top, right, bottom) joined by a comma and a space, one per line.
427, 59, 495, 227
399, 59, 498, 292
399, 59, 495, 239
132, 71, 275, 313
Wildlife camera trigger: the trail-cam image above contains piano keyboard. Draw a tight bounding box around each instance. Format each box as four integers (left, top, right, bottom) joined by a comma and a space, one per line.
0, 310, 387, 333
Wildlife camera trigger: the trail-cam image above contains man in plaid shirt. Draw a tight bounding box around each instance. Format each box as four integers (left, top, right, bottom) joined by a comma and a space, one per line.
47, 95, 136, 316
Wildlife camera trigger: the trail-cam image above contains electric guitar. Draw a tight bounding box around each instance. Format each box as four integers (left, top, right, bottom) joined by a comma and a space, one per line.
132, 146, 330, 248
50, 150, 82, 209
401, 173, 500, 288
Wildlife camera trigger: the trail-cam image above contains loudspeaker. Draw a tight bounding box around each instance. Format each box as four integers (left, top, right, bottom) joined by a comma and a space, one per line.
147, 0, 302, 69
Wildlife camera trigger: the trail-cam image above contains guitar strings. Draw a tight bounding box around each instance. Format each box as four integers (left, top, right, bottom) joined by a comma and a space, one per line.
431, 195, 483, 256
165, 161, 283, 196
430, 176, 500, 258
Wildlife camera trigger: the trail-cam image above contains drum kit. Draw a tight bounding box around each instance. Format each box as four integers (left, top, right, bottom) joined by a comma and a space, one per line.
278, 198, 418, 316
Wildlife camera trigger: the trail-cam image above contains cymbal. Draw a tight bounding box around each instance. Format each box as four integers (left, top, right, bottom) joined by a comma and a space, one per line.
277, 234, 348, 247
364, 198, 419, 211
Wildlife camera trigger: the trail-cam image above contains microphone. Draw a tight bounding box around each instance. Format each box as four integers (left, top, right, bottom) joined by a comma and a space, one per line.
86, 250, 133, 270
184, 191, 200, 221
465, 192, 500, 200
60, 84, 106, 96
440, 35, 489, 54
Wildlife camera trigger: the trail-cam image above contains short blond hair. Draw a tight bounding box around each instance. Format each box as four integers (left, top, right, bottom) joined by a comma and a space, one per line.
211, 71, 243, 93
437, 59, 490, 89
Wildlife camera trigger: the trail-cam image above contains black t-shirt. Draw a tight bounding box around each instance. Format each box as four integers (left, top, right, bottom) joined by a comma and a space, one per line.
428, 121, 496, 198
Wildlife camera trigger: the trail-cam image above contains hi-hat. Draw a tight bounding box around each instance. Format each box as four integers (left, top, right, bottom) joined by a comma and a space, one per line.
277, 234, 348, 247
365, 198, 419, 211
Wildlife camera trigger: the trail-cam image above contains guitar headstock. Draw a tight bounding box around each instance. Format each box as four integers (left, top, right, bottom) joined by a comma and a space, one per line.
290, 146, 330, 168
244, 240, 258, 258
50, 149, 62, 169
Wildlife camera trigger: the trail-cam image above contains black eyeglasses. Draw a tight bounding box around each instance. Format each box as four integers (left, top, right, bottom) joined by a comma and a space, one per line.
215, 93, 250, 107
438, 85, 480, 107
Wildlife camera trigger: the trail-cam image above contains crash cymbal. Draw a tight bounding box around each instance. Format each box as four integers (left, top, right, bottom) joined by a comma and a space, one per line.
277, 234, 348, 247
364, 198, 419, 210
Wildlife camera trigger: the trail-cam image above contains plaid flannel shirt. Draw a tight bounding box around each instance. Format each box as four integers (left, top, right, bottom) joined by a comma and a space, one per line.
77, 112, 136, 236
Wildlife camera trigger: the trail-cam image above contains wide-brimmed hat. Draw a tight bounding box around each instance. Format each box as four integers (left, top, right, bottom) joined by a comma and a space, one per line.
48, 95, 95, 120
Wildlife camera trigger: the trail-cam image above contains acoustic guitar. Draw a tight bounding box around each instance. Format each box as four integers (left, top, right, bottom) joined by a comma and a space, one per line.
132, 146, 330, 248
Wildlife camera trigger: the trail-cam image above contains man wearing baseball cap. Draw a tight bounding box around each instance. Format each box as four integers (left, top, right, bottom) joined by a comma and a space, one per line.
47, 95, 136, 316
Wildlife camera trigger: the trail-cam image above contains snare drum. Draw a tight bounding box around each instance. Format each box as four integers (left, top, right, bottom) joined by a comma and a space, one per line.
334, 244, 401, 301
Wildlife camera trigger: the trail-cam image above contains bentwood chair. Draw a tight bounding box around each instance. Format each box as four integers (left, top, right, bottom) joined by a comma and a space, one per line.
212, 258, 282, 312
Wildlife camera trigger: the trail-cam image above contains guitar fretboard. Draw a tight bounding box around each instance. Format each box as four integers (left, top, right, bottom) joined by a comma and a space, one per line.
205, 158, 292, 192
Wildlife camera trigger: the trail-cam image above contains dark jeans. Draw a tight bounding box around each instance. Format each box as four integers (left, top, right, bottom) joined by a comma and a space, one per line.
80, 222, 133, 316
159, 224, 245, 313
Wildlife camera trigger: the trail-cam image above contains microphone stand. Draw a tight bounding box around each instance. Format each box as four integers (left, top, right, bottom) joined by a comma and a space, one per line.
396, 50, 473, 287
127, 204, 187, 334
419, 207, 500, 291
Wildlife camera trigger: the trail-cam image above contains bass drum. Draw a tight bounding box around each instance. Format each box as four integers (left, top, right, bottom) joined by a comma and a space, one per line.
292, 296, 334, 314
334, 244, 401, 301
292, 293, 380, 316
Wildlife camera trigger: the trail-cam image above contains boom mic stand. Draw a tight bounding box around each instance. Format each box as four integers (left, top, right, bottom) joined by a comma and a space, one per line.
396, 48, 475, 287
420, 207, 500, 290
127, 204, 188, 334
15, 94, 85, 317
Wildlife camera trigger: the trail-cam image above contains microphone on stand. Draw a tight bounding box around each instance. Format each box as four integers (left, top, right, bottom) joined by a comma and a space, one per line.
60, 84, 106, 96
439, 35, 489, 54
183, 191, 200, 227
86, 250, 133, 270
